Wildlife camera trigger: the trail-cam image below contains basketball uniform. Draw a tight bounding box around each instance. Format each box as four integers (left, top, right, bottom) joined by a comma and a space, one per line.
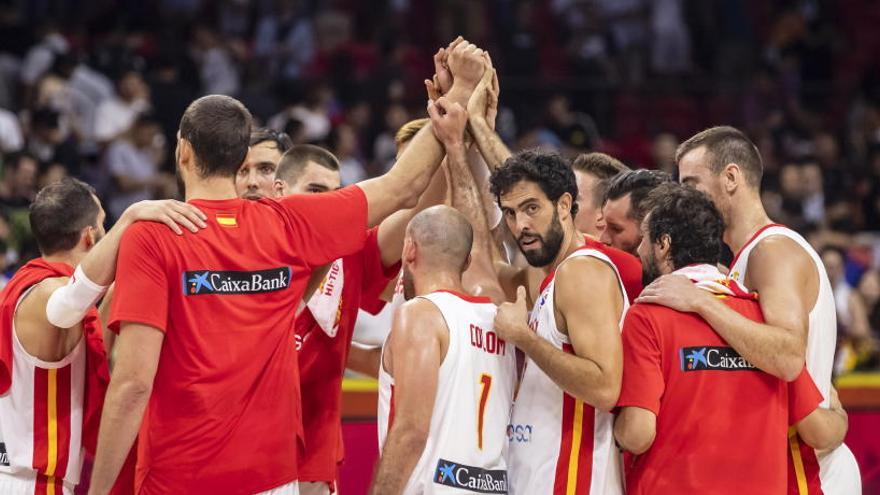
0, 287, 85, 495
729, 224, 861, 495
508, 248, 628, 495
378, 290, 516, 494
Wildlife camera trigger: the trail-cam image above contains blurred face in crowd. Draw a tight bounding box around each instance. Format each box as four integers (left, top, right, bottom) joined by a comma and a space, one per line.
118, 72, 147, 102
821, 249, 845, 285
132, 122, 162, 149
236, 141, 284, 200
599, 193, 640, 255
499, 180, 567, 267
573, 169, 603, 237
13, 155, 38, 196
274, 161, 341, 197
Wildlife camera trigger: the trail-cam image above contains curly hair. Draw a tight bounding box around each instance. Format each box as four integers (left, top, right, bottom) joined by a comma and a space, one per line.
645, 183, 725, 269
489, 149, 579, 216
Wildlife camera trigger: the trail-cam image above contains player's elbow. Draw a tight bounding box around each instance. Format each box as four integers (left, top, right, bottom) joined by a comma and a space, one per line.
780, 354, 806, 382
393, 420, 430, 450
613, 417, 654, 455
797, 410, 847, 452
591, 387, 620, 413
111, 374, 154, 407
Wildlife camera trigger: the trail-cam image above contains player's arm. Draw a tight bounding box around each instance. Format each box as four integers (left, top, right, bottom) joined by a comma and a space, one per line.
46, 200, 206, 329
796, 387, 848, 452
429, 95, 505, 303
466, 61, 509, 172
347, 343, 381, 378
358, 41, 485, 227
88, 323, 163, 495
370, 299, 446, 495
97, 285, 116, 359
614, 408, 656, 454
495, 258, 624, 410
637, 238, 810, 381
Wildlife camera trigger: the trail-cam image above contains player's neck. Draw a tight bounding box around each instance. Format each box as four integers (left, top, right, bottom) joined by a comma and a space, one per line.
414, 272, 464, 297
726, 198, 773, 255
547, 225, 582, 273
42, 251, 80, 269
184, 176, 240, 201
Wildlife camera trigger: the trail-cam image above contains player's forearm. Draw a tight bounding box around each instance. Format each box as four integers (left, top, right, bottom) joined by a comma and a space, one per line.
371, 425, 428, 495
79, 214, 135, 286
695, 295, 805, 381
468, 117, 511, 172
516, 329, 619, 410
88, 378, 151, 495
347, 344, 381, 378
797, 406, 848, 452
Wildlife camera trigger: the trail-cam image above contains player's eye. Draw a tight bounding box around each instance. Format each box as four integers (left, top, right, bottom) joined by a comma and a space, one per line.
525, 204, 538, 214
261, 166, 274, 175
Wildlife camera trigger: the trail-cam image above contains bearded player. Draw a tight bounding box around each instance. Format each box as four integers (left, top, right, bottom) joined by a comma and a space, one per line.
0, 179, 204, 494
638, 126, 860, 494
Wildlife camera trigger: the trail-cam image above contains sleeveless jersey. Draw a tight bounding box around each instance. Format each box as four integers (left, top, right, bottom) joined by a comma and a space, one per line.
378, 290, 516, 494
508, 248, 629, 495
0, 287, 85, 495
728, 224, 861, 495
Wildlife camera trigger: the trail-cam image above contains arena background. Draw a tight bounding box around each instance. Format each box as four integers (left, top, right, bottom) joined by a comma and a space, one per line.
0, 0, 877, 492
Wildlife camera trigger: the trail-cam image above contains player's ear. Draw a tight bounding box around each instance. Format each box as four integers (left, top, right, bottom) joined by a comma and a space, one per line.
723, 163, 740, 194
81, 226, 96, 250
402, 237, 416, 265
273, 179, 287, 198
462, 253, 472, 272
557, 192, 573, 221
657, 233, 672, 260
177, 137, 195, 173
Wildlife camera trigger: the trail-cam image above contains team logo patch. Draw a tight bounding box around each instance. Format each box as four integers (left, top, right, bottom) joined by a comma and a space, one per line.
434, 458, 507, 494
0, 442, 8, 466
183, 267, 291, 295
680, 346, 758, 372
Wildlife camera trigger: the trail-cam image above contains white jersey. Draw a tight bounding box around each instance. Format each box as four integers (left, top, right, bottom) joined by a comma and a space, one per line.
0, 289, 85, 495
729, 224, 861, 495
378, 291, 516, 494
508, 248, 628, 495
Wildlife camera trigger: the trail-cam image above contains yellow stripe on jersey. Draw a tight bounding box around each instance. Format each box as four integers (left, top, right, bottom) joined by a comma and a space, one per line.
566, 400, 585, 495
788, 426, 808, 495
46, 368, 58, 478
47, 475, 56, 495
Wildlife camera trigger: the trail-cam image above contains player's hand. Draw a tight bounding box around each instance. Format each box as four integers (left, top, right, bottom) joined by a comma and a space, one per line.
494, 286, 531, 346
829, 386, 844, 413
122, 199, 208, 235
447, 39, 485, 91
427, 97, 468, 147
636, 274, 707, 313
467, 53, 499, 130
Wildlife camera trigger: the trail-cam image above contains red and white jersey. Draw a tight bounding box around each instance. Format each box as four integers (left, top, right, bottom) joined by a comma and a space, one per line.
378, 291, 516, 494
729, 224, 861, 495
508, 248, 628, 495
0, 289, 85, 495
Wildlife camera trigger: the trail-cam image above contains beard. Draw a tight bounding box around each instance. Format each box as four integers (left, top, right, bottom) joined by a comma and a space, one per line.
402, 264, 415, 300
518, 210, 565, 268
641, 250, 663, 286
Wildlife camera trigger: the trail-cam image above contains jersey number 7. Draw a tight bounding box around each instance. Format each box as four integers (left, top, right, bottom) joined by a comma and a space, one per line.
478, 373, 492, 450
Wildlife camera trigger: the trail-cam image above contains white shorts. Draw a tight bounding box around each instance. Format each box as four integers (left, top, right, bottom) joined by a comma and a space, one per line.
819, 444, 862, 495
0, 471, 74, 495
256, 480, 300, 495
299, 481, 337, 495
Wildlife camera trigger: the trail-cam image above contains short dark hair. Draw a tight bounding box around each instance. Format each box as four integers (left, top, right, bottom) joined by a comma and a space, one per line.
251, 128, 293, 153
179, 95, 252, 178
645, 183, 725, 269
572, 152, 630, 208
489, 149, 579, 216
29, 178, 100, 256
675, 126, 763, 188
276, 144, 340, 184
605, 169, 672, 223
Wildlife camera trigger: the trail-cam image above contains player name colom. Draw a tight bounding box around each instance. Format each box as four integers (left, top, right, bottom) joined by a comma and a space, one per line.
183, 267, 291, 296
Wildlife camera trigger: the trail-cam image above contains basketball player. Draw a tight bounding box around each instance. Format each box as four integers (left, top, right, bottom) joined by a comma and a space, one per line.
0, 178, 205, 494
272, 143, 445, 495
638, 126, 861, 494
571, 152, 629, 237
615, 183, 826, 493
235, 128, 293, 200
599, 169, 671, 256
89, 40, 487, 495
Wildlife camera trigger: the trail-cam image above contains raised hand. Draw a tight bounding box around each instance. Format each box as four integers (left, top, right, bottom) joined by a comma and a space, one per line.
467, 54, 499, 130
494, 286, 531, 346
122, 199, 208, 235
427, 96, 468, 147
447, 39, 486, 91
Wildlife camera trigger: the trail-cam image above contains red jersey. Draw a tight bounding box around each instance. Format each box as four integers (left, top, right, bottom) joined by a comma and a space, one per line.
618, 291, 822, 494
582, 236, 642, 303
109, 186, 368, 495
296, 227, 399, 483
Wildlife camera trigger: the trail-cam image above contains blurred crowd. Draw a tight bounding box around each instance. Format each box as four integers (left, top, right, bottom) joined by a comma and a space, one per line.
0, 0, 878, 371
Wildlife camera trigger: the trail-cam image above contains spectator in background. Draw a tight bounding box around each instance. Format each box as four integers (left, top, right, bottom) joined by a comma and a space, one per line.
26, 107, 77, 172
650, 133, 678, 174
192, 24, 241, 96
546, 93, 599, 154
0, 151, 38, 209
373, 104, 409, 172
0, 108, 22, 152
330, 123, 366, 185
94, 69, 150, 143
103, 114, 173, 220
268, 81, 333, 142
253, 0, 315, 82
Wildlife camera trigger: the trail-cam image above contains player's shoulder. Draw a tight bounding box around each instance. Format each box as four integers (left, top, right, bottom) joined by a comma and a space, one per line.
556, 251, 618, 287
749, 232, 813, 266
393, 297, 447, 339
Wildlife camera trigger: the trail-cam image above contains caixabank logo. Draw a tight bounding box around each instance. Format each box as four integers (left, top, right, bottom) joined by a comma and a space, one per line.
434, 458, 507, 494
680, 346, 758, 372
183, 267, 291, 296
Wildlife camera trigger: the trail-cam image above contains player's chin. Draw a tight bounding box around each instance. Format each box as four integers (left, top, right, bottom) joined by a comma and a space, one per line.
242, 192, 264, 201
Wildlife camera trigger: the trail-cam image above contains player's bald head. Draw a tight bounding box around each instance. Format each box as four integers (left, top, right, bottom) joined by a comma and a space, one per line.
406, 205, 473, 272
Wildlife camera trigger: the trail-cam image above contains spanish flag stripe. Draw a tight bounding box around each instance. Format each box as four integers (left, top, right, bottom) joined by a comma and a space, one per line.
788, 427, 809, 494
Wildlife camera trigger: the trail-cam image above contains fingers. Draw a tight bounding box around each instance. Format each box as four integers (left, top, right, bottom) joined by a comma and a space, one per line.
161, 215, 184, 236
515, 285, 527, 304
426, 99, 441, 121
171, 204, 207, 233
447, 36, 465, 50
424, 79, 440, 101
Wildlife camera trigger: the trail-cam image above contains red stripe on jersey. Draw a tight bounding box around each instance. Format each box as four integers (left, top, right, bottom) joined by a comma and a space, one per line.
788, 434, 824, 494
553, 391, 576, 495
54, 365, 72, 479
729, 223, 786, 270
574, 404, 595, 495
32, 368, 49, 473
34, 472, 49, 495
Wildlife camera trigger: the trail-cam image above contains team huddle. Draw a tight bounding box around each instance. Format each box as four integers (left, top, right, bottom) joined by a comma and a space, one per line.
0, 37, 865, 495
